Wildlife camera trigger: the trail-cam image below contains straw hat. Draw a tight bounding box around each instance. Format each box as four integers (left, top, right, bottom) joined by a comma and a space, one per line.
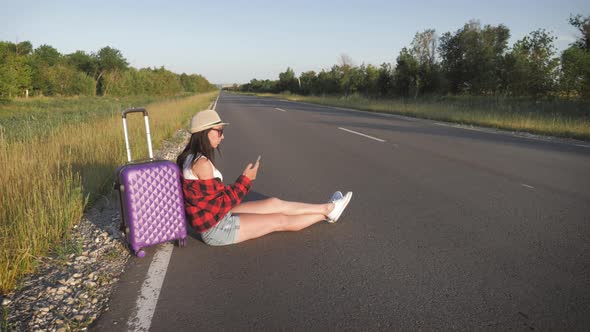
190, 110, 229, 133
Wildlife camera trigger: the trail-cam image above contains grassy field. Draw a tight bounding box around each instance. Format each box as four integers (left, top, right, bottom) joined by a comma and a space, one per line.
252, 93, 590, 141
0, 95, 196, 142
0, 91, 218, 294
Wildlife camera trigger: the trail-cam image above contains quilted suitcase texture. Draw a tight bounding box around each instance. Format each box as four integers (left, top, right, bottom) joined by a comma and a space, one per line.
114, 108, 187, 257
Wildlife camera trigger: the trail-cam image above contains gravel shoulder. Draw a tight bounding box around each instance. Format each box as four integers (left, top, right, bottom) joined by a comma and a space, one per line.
1, 130, 190, 332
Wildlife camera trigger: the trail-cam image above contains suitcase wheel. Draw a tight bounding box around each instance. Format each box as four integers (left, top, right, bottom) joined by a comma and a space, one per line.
136, 250, 146, 258
178, 238, 186, 247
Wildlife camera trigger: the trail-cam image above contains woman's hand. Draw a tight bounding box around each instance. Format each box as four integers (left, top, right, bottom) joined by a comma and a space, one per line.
242, 160, 260, 180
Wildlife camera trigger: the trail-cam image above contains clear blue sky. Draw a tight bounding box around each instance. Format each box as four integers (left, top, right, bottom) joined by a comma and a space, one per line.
1, 0, 589, 84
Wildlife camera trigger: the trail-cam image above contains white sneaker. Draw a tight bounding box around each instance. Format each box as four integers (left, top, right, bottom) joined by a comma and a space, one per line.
327, 192, 353, 223
328, 191, 343, 203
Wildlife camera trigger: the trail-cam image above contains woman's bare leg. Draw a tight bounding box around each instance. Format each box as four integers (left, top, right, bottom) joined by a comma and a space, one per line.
231, 197, 333, 216
236, 213, 326, 243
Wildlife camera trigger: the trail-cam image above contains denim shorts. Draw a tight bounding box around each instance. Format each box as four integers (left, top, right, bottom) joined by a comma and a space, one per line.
200, 212, 240, 246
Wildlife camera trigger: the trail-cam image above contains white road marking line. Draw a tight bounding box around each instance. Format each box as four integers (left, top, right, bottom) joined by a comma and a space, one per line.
575, 144, 590, 148
338, 127, 386, 142
521, 184, 534, 189
434, 122, 489, 133
275, 108, 287, 112
213, 94, 220, 110
128, 243, 174, 332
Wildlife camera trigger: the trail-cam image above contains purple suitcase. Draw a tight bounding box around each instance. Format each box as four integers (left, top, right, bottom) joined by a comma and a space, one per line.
114, 108, 187, 257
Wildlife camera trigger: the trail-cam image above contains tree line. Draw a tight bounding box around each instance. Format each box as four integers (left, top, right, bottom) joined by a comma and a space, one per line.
0, 43, 217, 99
238, 15, 590, 99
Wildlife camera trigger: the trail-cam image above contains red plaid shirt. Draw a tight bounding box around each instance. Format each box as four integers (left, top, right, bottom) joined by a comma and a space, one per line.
182, 175, 252, 233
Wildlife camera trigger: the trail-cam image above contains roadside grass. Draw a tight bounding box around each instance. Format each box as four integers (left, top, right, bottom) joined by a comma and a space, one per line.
253, 93, 590, 141
102, 248, 120, 262
52, 237, 84, 266
63, 315, 95, 331
0, 91, 217, 294
0, 94, 194, 142
96, 272, 114, 286
1, 306, 9, 332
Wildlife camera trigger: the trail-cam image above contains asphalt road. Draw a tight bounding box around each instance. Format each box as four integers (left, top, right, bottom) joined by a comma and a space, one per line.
93, 92, 590, 331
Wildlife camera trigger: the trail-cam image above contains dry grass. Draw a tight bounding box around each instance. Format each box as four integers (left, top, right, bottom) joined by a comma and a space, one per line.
0, 92, 217, 294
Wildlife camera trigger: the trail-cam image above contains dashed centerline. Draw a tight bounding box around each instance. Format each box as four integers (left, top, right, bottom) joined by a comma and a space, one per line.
338, 127, 386, 142
274, 108, 287, 112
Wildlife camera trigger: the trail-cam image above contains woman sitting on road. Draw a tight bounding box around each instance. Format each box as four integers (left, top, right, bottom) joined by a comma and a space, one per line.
176, 109, 353, 246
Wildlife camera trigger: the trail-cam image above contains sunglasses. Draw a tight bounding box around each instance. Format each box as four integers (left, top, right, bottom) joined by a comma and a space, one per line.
210, 128, 224, 136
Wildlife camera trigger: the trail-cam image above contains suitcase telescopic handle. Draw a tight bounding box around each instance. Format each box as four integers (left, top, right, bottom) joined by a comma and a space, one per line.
121, 108, 154, 162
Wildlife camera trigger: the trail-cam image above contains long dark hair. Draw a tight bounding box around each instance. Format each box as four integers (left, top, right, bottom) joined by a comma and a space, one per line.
176, 129, 219, 170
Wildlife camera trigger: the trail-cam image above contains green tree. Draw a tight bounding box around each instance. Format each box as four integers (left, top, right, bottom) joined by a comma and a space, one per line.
316, 65, 343, 95
439, 21, 510, 95
569, 14, 590, 51
411, 29, 437, 66
103, 66, 188, 96
14, 41, 33, 56
278, 67, 299, 93
506, 29, 558, 96
341, 65, 364, 95
410, 29, 444, 95
0, 42, 32, 98
560, 47, 590, 96
0, 54, 32, 98
32, 44, 61, 66
180, 73, 196, 92
393, 47, 419, 97
377, 62, 394, 97
179, 73, 216, 93
102, 69, 133, 96
65, 50, 97, 77
241, 78, 278, 93
29, 44, 63, 95
151, 66, 182, 96
560, 15, 590, 97
299, 70, 317, 95
95, 46, 128, 95
36, 64, 94, 96
363, 64, 380, 96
